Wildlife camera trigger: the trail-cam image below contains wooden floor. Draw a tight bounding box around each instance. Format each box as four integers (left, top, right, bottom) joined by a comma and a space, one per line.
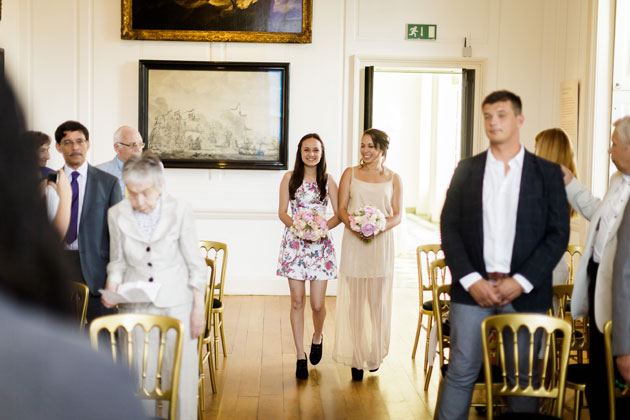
199, 291, 590, 420
199, 217, 589, 419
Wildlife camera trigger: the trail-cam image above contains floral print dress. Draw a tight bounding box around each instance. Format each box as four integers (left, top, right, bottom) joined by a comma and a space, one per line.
276, 181, 337, 281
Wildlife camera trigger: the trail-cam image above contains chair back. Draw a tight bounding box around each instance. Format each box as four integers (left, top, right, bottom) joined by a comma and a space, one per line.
551, 284, 589, 358
565, 245, 584, 284
89, 314, 184, 419
200, 241, 228, 303
416, 244, 443, 292
604, 320, 630, 419
71, 282, 89, 331
480, 314, 572, 420
198, 258, 217, 396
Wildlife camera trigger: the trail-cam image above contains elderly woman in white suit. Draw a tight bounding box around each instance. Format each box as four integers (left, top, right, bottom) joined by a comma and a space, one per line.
101, 152, 206, 420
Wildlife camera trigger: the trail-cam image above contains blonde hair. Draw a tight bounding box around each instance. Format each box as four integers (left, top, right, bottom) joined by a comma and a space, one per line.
535, 128, 577, 218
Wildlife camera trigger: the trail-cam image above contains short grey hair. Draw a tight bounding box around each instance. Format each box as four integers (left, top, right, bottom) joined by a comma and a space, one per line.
614, 116, 630, 147
122, 151, 164, 188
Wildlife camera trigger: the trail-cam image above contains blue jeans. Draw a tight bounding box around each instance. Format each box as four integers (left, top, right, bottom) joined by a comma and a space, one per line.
436, 302, 543, 420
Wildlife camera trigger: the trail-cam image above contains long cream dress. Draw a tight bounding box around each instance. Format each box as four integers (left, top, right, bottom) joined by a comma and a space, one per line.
333, 168, 395, 370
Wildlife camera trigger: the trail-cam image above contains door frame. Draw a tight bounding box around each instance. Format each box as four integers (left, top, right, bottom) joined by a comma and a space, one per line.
345, 55, 487, 168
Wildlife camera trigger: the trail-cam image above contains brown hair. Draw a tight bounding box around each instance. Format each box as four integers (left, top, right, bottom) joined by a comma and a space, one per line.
535, 128, 577, 218
361, 128, 390, 167
288, 133, 328, 201
482, 90, 522, 116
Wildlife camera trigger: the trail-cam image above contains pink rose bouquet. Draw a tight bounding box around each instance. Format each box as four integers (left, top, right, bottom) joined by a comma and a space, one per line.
349, 205, 386, 243
290, 209, 328, 242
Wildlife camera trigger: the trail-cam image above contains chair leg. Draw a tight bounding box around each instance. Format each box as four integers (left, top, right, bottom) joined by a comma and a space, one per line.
219, 313, 227, 357
423, 314, 433, 374
199, 374, 205, 413
213, 313, 220, 369
207, 345, 217, 393
432, 377, 443, 420
424, 364, 433, 391
573, 389, 582, 420
412, 312, 423, 359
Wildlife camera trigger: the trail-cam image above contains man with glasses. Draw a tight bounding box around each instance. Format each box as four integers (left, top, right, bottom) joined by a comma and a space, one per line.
55, 120, 122, 322
97, 126, 144, 198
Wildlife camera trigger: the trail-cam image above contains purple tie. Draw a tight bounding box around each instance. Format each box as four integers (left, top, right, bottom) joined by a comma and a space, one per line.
64, 171, 80, 244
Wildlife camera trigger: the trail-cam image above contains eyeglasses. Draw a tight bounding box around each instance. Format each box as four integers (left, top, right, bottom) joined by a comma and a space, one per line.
117, 141, 145, 149
61, 139, 87, 147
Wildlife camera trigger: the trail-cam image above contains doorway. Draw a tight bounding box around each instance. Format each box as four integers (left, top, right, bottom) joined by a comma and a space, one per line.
365, 67, 474, 224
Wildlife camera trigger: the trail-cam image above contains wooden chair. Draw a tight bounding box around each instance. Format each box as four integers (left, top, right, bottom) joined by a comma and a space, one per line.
199, 241, 228, 367
424, 258, 449, 390
71, 282, 89, 331
604, 320, 630, 420
431, 282, 504, 418
90, 314, 184, 420
411, 244, 443, 373
552, 284, 588, 420
565, 245, 584, 285
198, 259, 217, 418
480, 313, 572, 419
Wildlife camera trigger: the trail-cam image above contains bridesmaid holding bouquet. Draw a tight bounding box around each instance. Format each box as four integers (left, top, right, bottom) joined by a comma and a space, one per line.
333, 128, 403, 381
277, 133, 341, 379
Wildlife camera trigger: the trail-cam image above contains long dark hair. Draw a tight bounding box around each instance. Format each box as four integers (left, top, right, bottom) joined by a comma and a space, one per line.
289, 133, 328, 201
0, 76, 73, 315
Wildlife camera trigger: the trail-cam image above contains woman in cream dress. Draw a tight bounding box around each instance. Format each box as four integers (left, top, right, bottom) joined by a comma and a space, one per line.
102, 152, 206, 419
333, 128, 403, 381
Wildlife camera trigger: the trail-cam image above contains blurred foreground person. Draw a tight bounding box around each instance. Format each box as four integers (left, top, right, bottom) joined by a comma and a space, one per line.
102, 152, 206, 419
0, 77, 146, 418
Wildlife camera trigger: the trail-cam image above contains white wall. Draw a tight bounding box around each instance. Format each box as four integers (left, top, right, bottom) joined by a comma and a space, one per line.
0, 0, 594, 294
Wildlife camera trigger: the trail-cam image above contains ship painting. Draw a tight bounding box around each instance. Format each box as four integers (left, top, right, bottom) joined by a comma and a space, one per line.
148, 101, 280, 161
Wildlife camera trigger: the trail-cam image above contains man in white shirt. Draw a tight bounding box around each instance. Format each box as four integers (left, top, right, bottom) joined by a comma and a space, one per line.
55, 120, 122, 321
97, 126, 144, 198
563, 115, 630, 417
437, 90, 570, 419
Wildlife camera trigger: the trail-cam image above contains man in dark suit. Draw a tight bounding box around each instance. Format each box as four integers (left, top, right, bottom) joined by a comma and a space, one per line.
55, 120, 122, 322
436, 90, 570, 419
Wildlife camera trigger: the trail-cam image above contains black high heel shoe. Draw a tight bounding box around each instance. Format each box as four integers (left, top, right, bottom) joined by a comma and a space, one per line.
351, 367, 364, 381
296, 353, 308, 379
309, 335, 323, 365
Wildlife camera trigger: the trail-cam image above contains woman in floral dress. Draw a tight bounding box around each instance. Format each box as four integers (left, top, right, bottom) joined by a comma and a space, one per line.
277, 133, 340, 379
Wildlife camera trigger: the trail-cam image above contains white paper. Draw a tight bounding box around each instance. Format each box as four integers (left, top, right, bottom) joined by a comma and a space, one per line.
99, 282, 161, 304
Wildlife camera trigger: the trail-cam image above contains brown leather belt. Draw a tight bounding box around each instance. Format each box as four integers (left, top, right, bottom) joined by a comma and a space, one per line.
487, 272, 509, 280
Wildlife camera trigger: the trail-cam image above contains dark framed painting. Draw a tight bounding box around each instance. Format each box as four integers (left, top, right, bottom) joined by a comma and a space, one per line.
139, 60, 289, 170
122, 0, 312, 43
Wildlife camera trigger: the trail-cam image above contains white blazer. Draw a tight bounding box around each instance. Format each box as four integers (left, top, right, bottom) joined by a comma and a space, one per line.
568, 172, 626, 331
106, 194, 206, 308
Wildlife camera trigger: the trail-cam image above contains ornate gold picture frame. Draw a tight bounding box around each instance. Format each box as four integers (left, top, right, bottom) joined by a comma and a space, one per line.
122, 0, 312, 44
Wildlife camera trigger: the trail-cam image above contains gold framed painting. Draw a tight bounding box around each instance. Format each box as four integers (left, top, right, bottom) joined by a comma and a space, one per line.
122, 0, 312, 43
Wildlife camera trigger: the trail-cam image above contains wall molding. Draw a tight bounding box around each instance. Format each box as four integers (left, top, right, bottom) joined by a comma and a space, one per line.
193, 208, 277, 220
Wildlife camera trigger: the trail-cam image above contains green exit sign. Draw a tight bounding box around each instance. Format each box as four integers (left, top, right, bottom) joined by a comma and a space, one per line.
406, 24, 437, 40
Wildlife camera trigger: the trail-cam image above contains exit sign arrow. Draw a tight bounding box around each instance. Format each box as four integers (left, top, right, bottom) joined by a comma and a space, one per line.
406, 24, 437, 40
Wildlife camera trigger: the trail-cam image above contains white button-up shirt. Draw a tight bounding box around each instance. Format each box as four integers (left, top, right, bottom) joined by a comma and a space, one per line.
592, 174, 630, 263
460, 146, 533, 293
63, 161, 88, 251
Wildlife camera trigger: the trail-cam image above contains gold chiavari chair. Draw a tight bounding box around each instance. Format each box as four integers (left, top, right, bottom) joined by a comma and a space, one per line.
90, 314, 183, 420
604, 320, 630, 420
199, 241, 228, 368
198, 258, 217, 418
71, 282, 89, 331
480, 314, 572, 420
552, 284, 588, 420
412, 245, 443, 365
565, 245, 584, 285
412, 244, 443, 375
423, 258, 449, 391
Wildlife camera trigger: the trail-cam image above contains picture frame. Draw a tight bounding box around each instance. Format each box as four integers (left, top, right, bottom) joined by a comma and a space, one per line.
139, 60, 289, 170
122, 0, 312, 44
